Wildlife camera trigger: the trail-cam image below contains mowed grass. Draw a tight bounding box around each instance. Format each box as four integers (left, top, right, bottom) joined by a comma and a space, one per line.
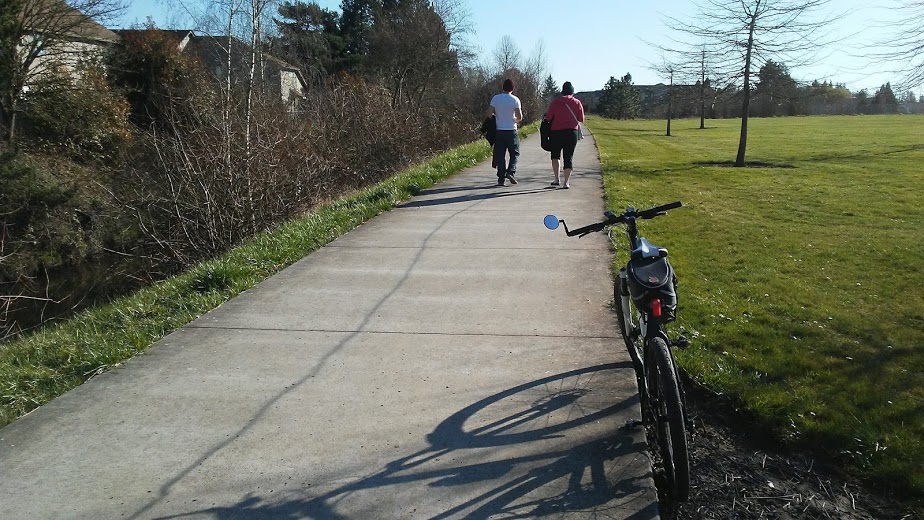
587, 115, 923, 496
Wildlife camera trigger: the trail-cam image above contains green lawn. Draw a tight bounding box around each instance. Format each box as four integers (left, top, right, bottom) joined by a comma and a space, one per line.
587, 114, 923, 497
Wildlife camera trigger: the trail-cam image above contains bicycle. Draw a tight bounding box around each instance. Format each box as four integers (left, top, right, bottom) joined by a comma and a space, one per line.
543, 201, 691, 501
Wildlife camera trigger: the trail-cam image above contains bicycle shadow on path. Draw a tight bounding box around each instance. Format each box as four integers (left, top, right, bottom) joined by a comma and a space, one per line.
156, 363, 657, 519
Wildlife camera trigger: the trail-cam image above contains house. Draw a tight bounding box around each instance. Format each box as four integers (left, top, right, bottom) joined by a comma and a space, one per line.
115, 29, 308, 104
19, 0, 120, 84
22, 0, 306, 103
184, 33, 307, 103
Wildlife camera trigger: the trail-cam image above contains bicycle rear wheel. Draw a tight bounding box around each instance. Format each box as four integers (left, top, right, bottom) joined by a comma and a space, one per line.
646, 336, 690, 501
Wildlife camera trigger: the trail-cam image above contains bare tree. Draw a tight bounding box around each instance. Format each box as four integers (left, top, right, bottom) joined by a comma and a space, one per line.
484, 36, 546, 119
0, 0, 125, 144
492, 35, 521, 74
661, 0, 842, 166
432, 0, 476, 67
870, 0, 924, 92
368, 0, 460, 111
649, 56, 678, 136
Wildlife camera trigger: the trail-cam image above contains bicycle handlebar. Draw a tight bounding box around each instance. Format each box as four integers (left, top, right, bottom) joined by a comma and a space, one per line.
563, 201, 683, 237
638, 200, 683, 219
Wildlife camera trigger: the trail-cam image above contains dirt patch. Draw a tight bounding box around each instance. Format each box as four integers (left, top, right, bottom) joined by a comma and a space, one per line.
648, 383, 919, 519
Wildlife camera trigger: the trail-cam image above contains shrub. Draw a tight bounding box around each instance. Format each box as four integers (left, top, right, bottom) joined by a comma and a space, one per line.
19, 63, 132, 162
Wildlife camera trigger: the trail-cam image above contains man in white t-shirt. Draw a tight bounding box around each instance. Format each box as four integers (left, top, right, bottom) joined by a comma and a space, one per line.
486, 78, 523, 186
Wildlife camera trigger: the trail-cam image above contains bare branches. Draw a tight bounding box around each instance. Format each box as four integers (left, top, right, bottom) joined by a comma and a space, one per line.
492, 35, 521, 75
659, 0, 845, 88
1, 0, 126, 142
866, 0, 924, 91
656, 0, 845, 166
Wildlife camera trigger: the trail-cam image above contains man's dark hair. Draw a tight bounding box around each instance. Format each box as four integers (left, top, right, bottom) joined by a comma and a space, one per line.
562, 81, 574, 95
503, 78, 515, 92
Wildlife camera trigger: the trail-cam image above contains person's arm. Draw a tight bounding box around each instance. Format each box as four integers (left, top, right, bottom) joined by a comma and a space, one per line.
576, 101, 585, 122
514, 107, 523, 123
486, 105, 496, 118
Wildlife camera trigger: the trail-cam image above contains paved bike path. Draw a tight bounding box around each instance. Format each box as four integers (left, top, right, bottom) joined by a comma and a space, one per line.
0, 128, 660, 518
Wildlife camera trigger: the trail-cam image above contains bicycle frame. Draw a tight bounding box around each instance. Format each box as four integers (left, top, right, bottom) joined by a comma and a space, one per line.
614, 216, 675, 401
545, 201, 691, 501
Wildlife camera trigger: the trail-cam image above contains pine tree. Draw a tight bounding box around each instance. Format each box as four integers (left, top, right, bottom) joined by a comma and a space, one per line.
597, 76, 620, 119
618, 73, 640, 119
540, 74, 557, 104
873, 83, 898, 114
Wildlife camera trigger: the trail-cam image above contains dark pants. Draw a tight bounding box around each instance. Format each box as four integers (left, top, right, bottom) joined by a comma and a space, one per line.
493, 130, 519, 180
550, 129, 579, 169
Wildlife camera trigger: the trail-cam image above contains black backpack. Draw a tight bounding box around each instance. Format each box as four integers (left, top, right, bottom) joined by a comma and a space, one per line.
540, 117, 552, 151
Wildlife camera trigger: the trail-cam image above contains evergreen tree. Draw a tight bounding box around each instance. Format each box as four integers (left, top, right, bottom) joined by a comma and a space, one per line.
339, 0, 379, 71
753, 60, 797, 116
856, 89, 870, 114
618, 73, 640, 119
540, 74, 557, 104
597, 73, 639, 119
597, 76, 620, 119
873, 82, 898, 114
272, 2, 345, 78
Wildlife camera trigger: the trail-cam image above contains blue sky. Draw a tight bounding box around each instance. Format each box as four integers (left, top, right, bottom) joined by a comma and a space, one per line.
114, 0, 919, 96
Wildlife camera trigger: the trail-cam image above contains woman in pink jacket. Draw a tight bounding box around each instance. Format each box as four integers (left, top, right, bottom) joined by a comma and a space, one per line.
543, 81, 584, 189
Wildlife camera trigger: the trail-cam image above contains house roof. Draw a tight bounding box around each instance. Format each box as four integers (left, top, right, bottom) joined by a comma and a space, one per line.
24, 0, 120, 44
114, 29, 194, 50
184, 34, 308, 89
106, 28, 309, 92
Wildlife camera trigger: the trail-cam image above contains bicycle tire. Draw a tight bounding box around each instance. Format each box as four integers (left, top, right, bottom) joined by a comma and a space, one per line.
614, 276, 645, 388
614, 276, 642, 356
647, 336, 690, 501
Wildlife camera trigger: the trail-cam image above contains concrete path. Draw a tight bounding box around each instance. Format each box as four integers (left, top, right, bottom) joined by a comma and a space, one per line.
0, 128, 659, 519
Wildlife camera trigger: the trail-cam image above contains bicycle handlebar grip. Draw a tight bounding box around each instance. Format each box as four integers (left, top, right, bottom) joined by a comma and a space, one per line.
566, 222, 606, 236
639, 201, 683, 218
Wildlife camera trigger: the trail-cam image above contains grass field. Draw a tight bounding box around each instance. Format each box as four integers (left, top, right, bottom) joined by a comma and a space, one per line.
586, 114, 923, 497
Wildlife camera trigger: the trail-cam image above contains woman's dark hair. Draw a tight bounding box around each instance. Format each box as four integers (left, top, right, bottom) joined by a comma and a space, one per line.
562, 81, 574, 95
503, 78, 515, 92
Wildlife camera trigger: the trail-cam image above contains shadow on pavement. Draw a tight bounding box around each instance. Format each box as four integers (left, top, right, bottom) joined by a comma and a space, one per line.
156, 363, 653, 519
399, 187, 551, 208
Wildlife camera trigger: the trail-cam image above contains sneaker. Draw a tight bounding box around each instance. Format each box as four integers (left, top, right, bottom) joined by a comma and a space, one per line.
562, 185, 570, 189
505, 173, 518, 185
550, 181, 560, 186
497, 180, 505, 186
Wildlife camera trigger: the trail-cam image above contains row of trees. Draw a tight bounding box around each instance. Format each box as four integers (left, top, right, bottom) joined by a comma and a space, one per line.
0, 0, 553, 339
603, 66, 922, 122
586, 69, 921, 125
644, 0, 924, 166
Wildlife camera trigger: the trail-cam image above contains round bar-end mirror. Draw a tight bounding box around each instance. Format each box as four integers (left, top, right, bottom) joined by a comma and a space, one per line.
543, 215, 560, 230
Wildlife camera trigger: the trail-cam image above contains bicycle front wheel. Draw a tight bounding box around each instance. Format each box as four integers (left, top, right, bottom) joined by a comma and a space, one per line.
647, 336, 690, 501
614, 275, 642, 360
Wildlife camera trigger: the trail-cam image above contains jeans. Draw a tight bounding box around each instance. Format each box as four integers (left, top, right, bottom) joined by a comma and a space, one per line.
493, 130, 519, 179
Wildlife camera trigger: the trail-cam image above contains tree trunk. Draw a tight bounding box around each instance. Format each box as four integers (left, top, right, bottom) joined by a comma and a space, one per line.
1, 91, 18, 143
666, 73, 673, 136
245, 0, 261, 234
736, 13, 758, 167
7, 106, 15, 142
699, 51, 706, 130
